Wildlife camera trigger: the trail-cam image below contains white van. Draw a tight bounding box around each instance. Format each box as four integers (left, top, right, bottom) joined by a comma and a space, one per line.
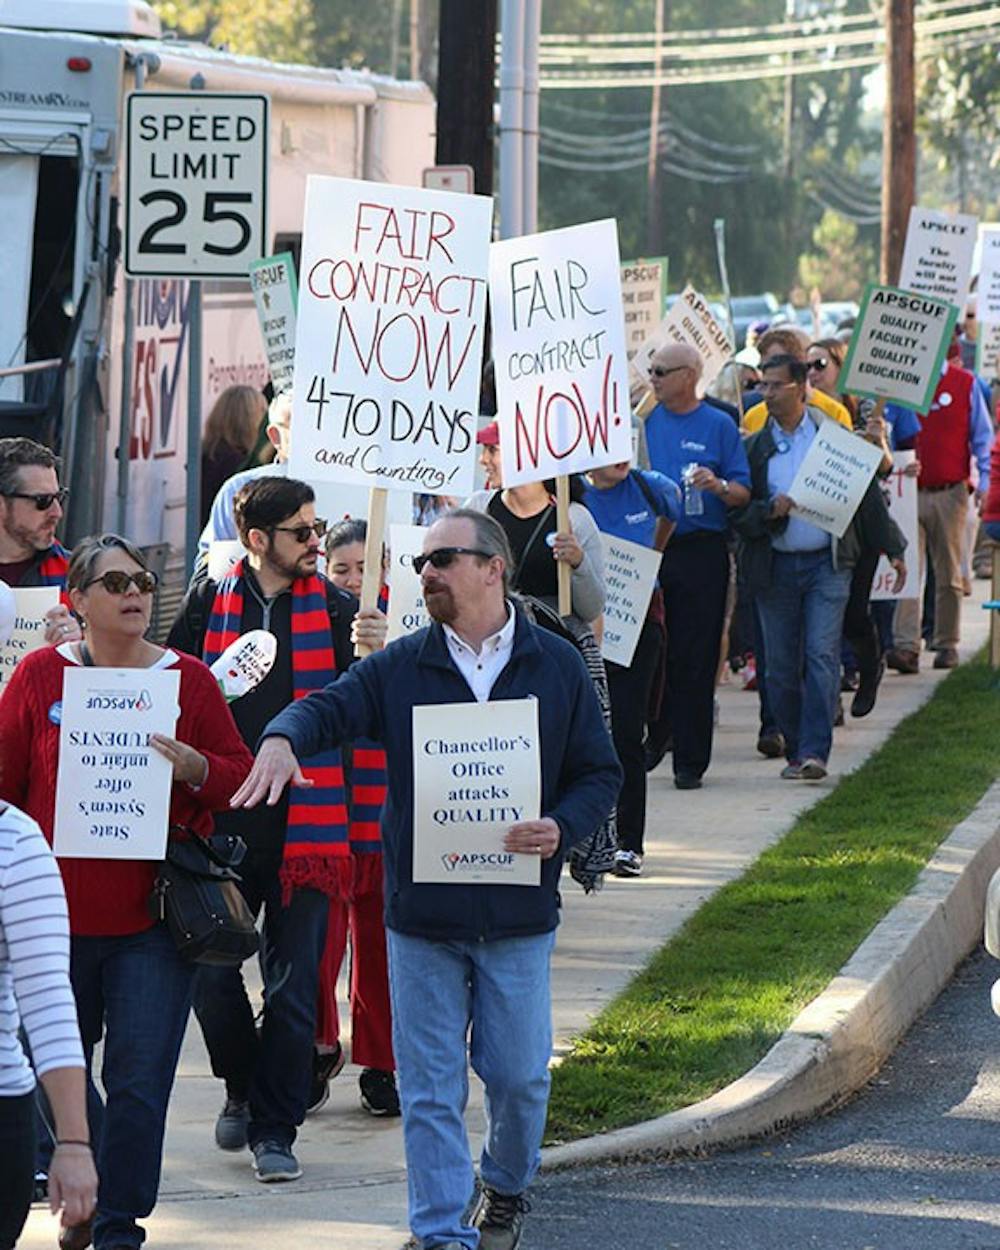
0, 0, 435, 626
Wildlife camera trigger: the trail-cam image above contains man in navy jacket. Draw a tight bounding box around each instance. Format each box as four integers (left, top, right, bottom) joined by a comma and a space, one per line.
232, 508, 621, 1250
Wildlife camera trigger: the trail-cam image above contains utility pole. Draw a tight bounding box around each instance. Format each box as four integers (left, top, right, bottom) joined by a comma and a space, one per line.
436, 0, 497, 197
881, 0, 915, 284
781, 0, 796, 178
646, 0, 666, 253
410, 0, 420, 80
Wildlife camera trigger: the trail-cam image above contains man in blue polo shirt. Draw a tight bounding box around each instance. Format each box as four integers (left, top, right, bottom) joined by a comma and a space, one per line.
641, 343, 751, 789
582, 461, 680, 874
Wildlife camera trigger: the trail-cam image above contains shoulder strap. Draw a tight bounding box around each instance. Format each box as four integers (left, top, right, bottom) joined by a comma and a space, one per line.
630, 469, 661, 513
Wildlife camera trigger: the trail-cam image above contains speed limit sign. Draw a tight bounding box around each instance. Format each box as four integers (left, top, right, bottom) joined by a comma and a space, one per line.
125, 92, 269, 279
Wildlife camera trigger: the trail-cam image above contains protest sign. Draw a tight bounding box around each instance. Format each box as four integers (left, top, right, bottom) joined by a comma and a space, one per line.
0, 587, 59, 691
209, 630, 278, 701
870, 451, 918, 601
599, 534, 663, 667
839, 284, 957, 413
386, 523, 430, 642
289, 176, 492, 499
786, 418, 884, 539
976, 321, 1000, 380
249, 251, 298, 394
977, 230, 1000, 323
898, 206, 978, 310
620, 256, 668, 359
207, 540, 246, 582
0, 582, 13, 648
53, 667, 180, 860
629, 284, 731, 404
489, 219, 632, 488
412, 699, 540, 885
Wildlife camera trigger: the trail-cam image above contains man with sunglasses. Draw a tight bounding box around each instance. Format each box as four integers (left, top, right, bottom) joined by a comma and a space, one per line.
231, 508, 622, 1250
641, 343, 750, 789
168, 476, 387, 1183
0, 437, 80, 645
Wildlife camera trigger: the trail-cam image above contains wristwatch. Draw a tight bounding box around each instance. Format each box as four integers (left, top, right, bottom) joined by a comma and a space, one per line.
718, 478, 730, 497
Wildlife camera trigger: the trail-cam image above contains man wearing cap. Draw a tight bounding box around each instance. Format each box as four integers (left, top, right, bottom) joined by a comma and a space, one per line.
477, 421, 502, 490
641, 344, 751, 788
0, 436, 80, 644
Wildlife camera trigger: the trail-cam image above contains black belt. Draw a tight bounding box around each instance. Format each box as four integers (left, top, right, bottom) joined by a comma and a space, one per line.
919, 481, 965, 493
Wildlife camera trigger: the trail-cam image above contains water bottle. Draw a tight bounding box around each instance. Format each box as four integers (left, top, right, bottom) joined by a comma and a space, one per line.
682, 463, 704, 516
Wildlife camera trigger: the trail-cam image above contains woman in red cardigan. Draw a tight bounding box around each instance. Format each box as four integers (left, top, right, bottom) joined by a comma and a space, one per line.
0, 534, 252, 1250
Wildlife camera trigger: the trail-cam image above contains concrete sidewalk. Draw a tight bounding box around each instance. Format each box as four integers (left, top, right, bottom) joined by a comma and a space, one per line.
21, 586, 992, 1249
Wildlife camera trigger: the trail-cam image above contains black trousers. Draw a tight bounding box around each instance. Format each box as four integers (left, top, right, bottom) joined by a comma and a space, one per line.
843, 547, 881, 675
0, 1091, 35, 1250
607, 615, 665, 855
652, 531, 730, 780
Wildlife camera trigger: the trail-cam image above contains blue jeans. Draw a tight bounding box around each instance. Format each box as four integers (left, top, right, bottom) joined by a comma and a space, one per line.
71, 923, 194, 1250
193, 852, 329, 1149
387, 929, 557, 1250
757, 549, 851, 765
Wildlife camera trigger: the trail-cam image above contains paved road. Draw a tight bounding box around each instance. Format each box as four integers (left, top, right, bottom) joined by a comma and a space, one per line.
525, 947, 1000, 1250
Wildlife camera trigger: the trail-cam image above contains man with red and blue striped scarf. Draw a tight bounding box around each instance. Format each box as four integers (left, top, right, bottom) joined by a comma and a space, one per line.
168, 475, 388, 1184
0, 437, 79, 643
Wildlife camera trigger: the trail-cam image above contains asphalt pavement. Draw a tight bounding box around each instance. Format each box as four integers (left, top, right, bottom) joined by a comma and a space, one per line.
524, 948, 1000, 1250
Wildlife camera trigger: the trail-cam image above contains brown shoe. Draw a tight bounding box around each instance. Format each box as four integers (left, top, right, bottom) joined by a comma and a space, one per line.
886, 648, 919, 675
933, 647, 959, 669
58, 1221, 92, 1250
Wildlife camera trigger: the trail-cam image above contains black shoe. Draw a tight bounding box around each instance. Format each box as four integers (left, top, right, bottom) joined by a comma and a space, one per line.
851, 657, 885, 718
306, 1042, 345, 1115
833, 696, 845, 727
471, 1186, 531, 1250
674, 772, 702, 790
840, 670, 859, 692
756, 728, 785, 758
644, 736, 672, 772
359, 1067, 401, 1117
214, 1096, 250, 1151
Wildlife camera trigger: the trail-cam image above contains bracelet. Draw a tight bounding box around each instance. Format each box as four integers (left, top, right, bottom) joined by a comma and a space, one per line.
55, 1139, 92, 1149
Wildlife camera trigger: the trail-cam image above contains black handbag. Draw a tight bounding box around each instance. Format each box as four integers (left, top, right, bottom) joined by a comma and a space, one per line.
150, 830, 259, 967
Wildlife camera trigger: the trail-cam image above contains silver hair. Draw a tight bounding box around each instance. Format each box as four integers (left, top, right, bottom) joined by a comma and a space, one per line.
67, 534, 149, 592
442, 507, 513, 597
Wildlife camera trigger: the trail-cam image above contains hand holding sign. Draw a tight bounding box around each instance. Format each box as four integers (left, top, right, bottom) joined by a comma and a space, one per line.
504, 817, 561, 859
208, 630, 277, 702
149, 734, 208, 786
43, 604, 82, 646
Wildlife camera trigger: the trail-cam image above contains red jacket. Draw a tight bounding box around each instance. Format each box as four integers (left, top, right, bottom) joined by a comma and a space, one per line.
0, 646, 253, 936
983, 429, 1000, 524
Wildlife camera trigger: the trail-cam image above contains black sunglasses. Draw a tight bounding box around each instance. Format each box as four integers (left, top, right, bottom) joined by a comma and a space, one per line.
2, 488, 69, 511
806, 357, 829, 372
271, 519, 328, 544
648, 364, 687, 378
412, 547, 493, 575
83, 569, 158, 595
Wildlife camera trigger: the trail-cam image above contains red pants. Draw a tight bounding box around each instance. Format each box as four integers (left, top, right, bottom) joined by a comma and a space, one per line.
315, 887, 395, 1071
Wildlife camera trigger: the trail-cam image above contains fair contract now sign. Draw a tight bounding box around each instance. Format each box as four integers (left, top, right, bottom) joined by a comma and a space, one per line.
412, 700, 541, 885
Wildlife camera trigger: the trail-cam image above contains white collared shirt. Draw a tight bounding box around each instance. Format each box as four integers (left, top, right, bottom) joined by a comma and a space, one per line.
443, 602, 516, 702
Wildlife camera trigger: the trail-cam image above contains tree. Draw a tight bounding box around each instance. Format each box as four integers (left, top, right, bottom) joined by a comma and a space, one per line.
798, 209, 876, 301
152, 0, 315, 63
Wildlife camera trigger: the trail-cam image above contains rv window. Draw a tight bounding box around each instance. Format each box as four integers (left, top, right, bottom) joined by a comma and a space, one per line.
273, 233, 301, 280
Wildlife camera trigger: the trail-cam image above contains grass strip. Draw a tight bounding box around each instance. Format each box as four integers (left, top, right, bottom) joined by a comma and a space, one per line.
546, 650, 1000, 1143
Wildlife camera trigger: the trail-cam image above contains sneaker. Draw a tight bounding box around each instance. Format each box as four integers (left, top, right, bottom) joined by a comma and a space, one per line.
613, 849, 643, 877
306, 1042, 346, 1115
799, 757, 828, 780
756, 729, 785, 759
780, 761, 803, 780
214, 1096, 250, 1151
252, 1139, 302, 1183
471, 1186, 530, 1250
359, 1067, 401, 1117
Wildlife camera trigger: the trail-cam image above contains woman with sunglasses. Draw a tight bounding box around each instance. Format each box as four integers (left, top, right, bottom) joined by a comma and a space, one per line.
0, 534, 253, 1250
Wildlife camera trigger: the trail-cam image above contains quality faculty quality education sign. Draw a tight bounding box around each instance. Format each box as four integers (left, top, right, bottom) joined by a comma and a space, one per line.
412, 699, 541, 885
289, 176, 492, 498
53, 667, 180, 860
838, 283, 957, 413
490, 219, 632, 488
125, 93, 269, 279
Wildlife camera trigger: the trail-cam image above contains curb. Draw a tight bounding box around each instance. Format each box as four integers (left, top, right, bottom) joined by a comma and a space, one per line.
541, 778, 1000, 1170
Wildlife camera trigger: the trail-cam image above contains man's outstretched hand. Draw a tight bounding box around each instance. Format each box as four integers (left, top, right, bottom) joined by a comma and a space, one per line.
230, 737, 312, 808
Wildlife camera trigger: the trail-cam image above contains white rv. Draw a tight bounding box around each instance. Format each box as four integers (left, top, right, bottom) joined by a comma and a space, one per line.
0, 0, 435, 627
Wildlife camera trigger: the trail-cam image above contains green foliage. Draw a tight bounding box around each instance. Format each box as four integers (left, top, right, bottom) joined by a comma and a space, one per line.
547, 651, 1000, 1142
799, 209, 877, 301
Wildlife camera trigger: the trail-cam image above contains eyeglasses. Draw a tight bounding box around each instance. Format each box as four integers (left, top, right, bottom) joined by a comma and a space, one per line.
271, 520, 328, 544
1, 488, 69, 511
757, 380, 797, 393
412, 547, 493, 575
83, 569, 158, 595
648, 365, 687, 378
806, 357, 829, 372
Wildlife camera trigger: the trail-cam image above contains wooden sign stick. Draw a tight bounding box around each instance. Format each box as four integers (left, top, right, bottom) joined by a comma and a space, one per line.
556, 474, 572, 618
356, 486, 388, 658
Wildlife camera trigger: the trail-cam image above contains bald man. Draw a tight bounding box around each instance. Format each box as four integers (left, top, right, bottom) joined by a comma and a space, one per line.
642, 342, 751, 788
